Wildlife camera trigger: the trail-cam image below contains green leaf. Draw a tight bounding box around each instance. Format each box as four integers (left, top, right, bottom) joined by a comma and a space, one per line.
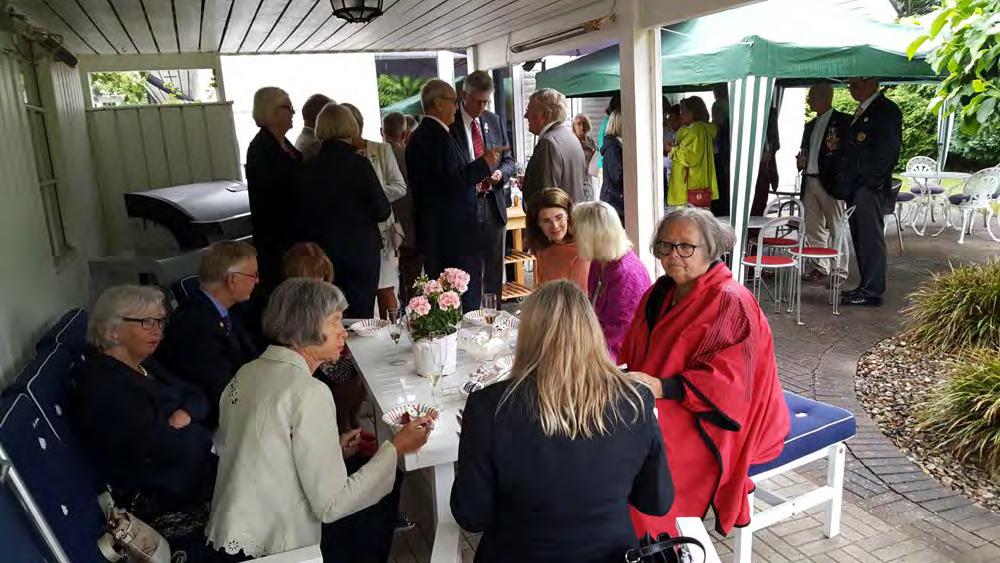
930, 7, 953, 37
973, 78, 987, 92
908, 35, 929, 59
976, 97, 997, 124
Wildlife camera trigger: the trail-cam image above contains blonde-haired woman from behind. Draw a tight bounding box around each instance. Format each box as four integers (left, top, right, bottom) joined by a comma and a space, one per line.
451, 280, 673, 563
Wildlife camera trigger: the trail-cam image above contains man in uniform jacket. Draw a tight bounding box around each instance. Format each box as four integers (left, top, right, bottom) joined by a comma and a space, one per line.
449, 71, 517, 305
834, 78, 903, 307
522, 88, 588, 207
797, 83, 853, 281
406, 79, 505, 311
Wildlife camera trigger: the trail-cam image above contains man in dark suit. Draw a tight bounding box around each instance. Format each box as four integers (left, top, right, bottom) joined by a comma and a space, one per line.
522, 88, 588, 206
449, 71, 517, 305
406, 79, 506, 311
797, 83, 852, 282
835, 78, 903, 307
156, 241, 260, 427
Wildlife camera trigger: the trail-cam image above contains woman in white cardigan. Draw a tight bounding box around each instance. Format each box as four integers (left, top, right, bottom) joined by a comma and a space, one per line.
344, 104, 407, 318
207, 279, 431, 561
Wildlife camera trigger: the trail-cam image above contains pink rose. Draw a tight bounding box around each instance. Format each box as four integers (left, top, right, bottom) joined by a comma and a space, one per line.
441, 268, 471, 294
408, 296, 431, 317
438, 291, 461, 311
424, 280, 443, 295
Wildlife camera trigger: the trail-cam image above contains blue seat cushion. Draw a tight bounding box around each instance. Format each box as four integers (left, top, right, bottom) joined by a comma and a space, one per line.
13, 343, 85, 442
749, 392, 856, 477
0, 394, 105, 562
896, 192, 916, 202
949, 194, 971, 205
910, 185, 945, 195
35, 309, 88, 355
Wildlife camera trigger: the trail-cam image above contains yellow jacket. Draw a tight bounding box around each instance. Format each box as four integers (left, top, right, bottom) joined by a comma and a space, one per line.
668, 121, 719, 206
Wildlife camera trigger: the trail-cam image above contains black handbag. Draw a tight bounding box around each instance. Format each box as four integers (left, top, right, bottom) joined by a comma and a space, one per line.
624, 532, 705, 563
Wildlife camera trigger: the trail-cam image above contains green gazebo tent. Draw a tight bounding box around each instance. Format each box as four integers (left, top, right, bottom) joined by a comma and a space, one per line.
536, 0, 939, 280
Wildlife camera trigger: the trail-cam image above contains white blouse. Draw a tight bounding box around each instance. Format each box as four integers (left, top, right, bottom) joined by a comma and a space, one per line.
206, 345, 398, 557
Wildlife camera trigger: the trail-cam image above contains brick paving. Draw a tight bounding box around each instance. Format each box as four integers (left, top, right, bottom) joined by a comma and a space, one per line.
389, 214, 1000, 562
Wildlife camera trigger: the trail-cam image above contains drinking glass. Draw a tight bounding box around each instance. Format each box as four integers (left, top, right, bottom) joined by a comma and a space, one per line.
386, 309, 406, 366
482, 293, 498, 337
426, 330, 449, 406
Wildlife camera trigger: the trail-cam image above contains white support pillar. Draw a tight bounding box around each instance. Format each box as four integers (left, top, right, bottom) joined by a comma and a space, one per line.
618, 0, 663, 275
511, 64, 529, 164
465, 47, 477, 72
436, 50, 455, 87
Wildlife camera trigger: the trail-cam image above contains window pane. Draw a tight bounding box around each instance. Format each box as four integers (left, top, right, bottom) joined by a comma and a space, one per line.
40, 182, 69, 258
17, 39, 42, 107
27, 110, 55, 181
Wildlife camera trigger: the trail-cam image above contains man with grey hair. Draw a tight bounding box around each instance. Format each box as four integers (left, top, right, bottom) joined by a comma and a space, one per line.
449, 70, 517, 303
523, 88, 588, 206
797, 83, 851, 282
156, 240, 261, 427
406, 78, 507, 311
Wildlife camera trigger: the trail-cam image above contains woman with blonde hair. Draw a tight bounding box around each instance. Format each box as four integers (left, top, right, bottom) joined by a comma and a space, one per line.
526, 187, 590, 295
574, 201, 651, 362
599, 110, 625, 225
452, 280, 672, 563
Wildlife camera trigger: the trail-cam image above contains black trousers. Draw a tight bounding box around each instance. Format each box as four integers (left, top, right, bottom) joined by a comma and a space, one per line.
848, 187, 887, 298
320, 458, 403, 563
426, 197, 505, 313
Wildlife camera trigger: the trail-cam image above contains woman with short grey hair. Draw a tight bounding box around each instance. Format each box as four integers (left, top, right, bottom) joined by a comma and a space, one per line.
207, 278, 431, 561
619, 206, 789, 538
72, 285, 215, 523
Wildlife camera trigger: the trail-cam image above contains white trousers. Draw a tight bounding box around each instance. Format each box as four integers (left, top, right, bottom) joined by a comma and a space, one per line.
802, 176, 847, 277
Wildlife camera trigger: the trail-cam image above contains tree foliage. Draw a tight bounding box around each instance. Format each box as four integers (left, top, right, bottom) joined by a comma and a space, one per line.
377, 74, 427, 108
908, 0, 1000, 135
90, 71, 148, 105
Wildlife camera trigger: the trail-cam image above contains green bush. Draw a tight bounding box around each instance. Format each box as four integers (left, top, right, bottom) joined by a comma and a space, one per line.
951, 120, 1000, 170
916, 349, 1000, 473
903, 259, 1000, 352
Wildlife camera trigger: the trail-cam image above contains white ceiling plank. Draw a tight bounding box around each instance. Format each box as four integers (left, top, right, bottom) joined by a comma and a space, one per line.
70, 0, 139, 54
201, 0, 235, 54
272, 0, 334, 52
255, 0, 319, 52
374, 0, 520, 51
639, 0, 757, 28
443, 0, 585, 51
11, 0, 100, 54
219, 0, 266, 53
173, 0, 204, 52
324, 0, 430, 51
232, 0, 296, 53
139, 0, 179, 53
364, 0, 496, 52
109, 0, 159, 53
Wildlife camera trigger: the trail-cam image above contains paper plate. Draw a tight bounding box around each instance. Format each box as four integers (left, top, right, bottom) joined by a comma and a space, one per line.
349, 319, 389, 337
494, 354, 514, 372
382, 403, 440, 432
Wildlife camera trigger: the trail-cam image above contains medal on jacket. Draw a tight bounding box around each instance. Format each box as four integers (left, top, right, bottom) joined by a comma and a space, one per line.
856, 132, 867, 142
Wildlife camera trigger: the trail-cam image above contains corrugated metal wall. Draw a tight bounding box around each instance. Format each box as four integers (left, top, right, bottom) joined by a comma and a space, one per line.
86, 102, 241, 253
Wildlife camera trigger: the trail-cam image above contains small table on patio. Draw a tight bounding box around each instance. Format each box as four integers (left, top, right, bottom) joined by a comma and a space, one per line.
716, 215, 771, 229
899, 170, 971, 235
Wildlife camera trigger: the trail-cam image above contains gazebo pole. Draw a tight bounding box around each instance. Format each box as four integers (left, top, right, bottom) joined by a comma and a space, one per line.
618, 0, 664, 275
728, 75, 776, 283
936, 108, 954, 171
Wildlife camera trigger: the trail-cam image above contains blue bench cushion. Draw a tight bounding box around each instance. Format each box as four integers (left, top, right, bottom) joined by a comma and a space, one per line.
0, 394, 105, 562
749, 392, 856, 477
896, 191, 916, 203
169, 275, 201, 305
10, 343, 85, 442
35, 309, 88, 355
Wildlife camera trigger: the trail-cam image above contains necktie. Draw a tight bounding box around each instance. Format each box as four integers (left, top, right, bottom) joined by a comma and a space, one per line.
470, 119, 491, 193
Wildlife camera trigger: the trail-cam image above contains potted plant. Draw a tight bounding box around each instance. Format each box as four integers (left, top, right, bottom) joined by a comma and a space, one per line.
406, 268, 470, 377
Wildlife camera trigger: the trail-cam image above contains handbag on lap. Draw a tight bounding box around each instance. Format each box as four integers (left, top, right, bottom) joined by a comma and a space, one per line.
97, 492, 171, 563
625, 531, 705, 563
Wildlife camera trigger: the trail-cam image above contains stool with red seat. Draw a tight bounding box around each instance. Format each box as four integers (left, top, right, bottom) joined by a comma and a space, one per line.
742, 216, 804, 320
790, 206, 856, 319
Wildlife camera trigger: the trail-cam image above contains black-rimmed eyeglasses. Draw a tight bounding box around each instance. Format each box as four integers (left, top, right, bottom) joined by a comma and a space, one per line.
122, 317, 167, 330
654, 241, 698, 258
229, 271, 259, 281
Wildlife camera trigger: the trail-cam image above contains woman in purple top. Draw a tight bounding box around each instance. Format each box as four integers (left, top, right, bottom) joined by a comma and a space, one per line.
573, 202, 652, 362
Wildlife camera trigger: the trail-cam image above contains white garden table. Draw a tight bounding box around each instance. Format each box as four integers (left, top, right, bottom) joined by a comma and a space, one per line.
900, 170, 971, 235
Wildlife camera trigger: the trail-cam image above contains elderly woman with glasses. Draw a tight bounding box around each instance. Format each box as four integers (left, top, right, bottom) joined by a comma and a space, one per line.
71, 285, 216, 520
618, 207, 789, 538
206, 279, 431, 561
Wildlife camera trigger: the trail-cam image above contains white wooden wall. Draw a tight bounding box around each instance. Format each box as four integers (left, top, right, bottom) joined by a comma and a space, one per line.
87, 102, 241, 253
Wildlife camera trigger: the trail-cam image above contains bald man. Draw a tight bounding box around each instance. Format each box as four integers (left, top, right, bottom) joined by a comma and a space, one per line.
797, 83, 852, 282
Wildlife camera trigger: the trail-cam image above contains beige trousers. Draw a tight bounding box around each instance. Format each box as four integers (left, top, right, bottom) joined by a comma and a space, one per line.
802, 176, 847, 277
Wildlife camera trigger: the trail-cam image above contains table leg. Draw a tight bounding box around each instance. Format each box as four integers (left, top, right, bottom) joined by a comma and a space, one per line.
429, 463, 462, 563
675, 517, 722, 563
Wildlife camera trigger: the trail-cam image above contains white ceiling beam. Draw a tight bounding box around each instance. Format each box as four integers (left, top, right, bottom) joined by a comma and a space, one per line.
639, 0, 760, 29
77, 52, 222, 72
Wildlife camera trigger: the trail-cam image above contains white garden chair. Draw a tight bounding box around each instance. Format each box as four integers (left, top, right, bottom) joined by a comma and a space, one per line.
932, 167, 1000, 244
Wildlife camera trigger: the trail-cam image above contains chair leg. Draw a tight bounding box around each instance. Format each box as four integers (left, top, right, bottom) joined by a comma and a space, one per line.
894, 212, 904, 253
823, 443, 846, 538
987, 210, 1000, 242
796, 263, 803, 326
958, 210, 970, 244
734, 490, 755, 563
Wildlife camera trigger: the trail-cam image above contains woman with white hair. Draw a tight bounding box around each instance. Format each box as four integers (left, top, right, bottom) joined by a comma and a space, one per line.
295, 103, 392, 319
620, 207, 788, 538
207, 278, 432, 561
452, 280, 673, 562
71, 285, 215, 519
573, 201, 651, 362
246, 86, 301, 290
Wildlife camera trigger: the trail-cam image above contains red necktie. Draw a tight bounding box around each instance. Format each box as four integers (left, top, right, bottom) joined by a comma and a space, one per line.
470, 119, 491, 193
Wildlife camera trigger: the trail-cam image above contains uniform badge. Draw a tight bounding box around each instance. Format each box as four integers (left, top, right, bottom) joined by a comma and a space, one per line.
857, 132, 867, 142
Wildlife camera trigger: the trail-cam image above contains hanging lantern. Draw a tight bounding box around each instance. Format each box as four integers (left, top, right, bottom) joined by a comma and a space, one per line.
330, 0, 384, 24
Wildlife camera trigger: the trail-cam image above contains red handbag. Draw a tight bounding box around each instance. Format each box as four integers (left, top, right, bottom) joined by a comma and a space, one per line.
687, 187, 712, 207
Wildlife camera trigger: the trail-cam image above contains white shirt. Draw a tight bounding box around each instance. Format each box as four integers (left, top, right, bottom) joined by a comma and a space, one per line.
539, 120, 559, 138
806, 109, 833, 175
461, 105, 483, 161
852, 91, 881, 124
206, 346, 398, 557
424, 114, 451, 133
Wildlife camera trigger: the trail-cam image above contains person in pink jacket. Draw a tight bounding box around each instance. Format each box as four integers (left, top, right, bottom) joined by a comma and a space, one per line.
573, 201, 652, 362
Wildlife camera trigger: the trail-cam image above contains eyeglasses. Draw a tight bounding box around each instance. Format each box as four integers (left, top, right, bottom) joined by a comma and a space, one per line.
654, 241, 698, 258
122, 317, 167, 330
229, 271, 259, 282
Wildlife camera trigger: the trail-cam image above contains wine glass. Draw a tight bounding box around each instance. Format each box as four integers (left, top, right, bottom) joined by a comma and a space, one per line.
386, 309, 406, 366
425, 330, 448, 406
482, 293, 498, 337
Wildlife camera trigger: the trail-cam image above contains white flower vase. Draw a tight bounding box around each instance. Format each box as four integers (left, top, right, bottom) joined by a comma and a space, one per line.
412, 332, 458, 377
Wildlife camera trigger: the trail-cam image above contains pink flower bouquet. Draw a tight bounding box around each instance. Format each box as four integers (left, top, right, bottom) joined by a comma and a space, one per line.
406, 268, 470, 341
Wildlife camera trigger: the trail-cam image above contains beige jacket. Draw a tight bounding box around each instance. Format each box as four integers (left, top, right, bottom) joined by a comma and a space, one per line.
206, 345, 397, 557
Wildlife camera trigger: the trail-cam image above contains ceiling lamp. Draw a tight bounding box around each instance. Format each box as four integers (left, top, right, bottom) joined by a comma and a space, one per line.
330, 0, 384, 24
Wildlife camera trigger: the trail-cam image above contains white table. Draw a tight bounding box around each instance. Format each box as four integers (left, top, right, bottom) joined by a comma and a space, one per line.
717, 215, 772, 229
899, 170, 971, 235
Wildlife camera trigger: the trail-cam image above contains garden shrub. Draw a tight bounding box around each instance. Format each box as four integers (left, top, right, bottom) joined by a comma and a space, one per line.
903, 259, 1000, 352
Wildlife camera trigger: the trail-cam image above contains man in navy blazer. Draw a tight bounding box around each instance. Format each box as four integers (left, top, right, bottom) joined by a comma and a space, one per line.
449, 71, 517, 306
834, 78, 903, 307
406, 79, 506, 311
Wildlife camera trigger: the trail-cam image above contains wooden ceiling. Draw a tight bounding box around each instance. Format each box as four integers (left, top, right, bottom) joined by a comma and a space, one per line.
11, 0, 595, 56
